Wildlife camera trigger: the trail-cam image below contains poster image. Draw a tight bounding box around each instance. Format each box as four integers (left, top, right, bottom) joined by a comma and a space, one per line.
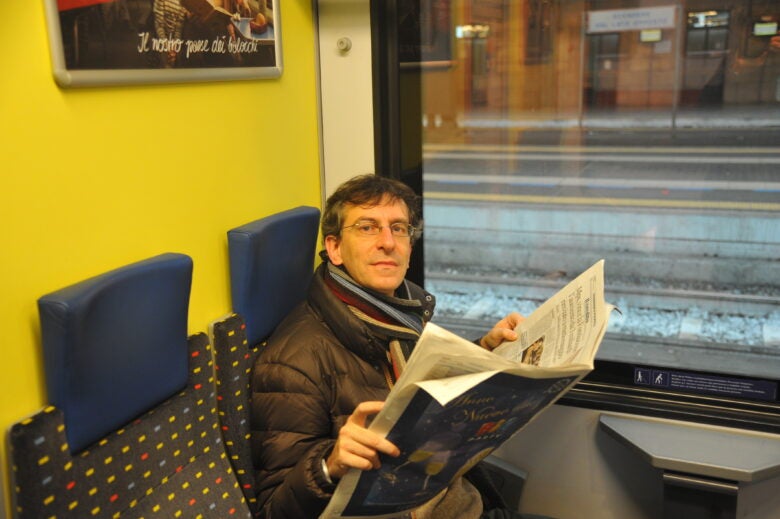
44, 0, 282, 87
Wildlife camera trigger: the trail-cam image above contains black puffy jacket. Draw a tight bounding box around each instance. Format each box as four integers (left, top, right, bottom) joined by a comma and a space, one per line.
250, 263, 435, 518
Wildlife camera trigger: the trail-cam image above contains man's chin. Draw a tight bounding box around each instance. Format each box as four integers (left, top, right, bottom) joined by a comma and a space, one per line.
366, 277, 404, 296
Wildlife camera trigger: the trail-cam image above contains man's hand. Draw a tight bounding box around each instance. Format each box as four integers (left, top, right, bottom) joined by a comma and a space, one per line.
479, 311, 524, 351
326, 402, 400, 480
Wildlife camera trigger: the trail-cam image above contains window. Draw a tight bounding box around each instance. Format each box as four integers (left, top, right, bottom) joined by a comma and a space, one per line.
383, 0, 780, 431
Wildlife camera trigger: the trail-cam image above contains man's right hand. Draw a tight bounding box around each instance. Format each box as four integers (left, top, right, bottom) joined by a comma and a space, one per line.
326, 401, 400, 481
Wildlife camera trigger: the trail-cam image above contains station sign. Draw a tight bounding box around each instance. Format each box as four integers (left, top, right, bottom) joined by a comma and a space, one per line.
587, 6, 676, 34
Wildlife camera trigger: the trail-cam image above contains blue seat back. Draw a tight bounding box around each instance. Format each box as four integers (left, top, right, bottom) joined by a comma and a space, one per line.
37, 253, 191, 453
227, 205, 320, 346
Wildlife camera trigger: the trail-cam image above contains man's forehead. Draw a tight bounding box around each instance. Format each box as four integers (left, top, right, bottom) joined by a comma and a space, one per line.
344, 198, 409, 219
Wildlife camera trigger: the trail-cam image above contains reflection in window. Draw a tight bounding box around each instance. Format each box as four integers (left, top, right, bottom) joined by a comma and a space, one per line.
407, 0, 780, 380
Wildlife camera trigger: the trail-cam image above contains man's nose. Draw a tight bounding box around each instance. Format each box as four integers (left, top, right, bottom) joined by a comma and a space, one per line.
376, 226, 397, 247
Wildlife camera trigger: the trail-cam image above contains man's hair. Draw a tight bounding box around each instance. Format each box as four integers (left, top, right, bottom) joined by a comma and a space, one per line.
321, 174, 422, 241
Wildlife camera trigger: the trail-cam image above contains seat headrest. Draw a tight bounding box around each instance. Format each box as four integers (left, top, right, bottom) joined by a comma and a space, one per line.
228, 206, 320, 346
37, 253, 192, 453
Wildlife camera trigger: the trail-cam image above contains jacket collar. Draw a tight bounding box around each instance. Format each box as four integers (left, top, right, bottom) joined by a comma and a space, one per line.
308, 262, 435, 366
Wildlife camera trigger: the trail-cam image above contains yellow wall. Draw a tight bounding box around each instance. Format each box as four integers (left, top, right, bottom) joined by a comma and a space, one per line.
0, 1, 321, 515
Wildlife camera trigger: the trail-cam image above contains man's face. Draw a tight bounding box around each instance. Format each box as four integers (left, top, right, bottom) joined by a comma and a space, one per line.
325, 196, 413, 297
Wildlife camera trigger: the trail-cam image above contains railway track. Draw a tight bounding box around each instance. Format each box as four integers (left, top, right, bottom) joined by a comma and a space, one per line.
424, 268, 780, 367
430, 312, 780, 380
425, 270, 780, 316
429, 293, 780, 380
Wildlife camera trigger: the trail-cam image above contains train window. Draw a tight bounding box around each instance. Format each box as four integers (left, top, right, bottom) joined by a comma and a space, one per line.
376, 0, 780, 431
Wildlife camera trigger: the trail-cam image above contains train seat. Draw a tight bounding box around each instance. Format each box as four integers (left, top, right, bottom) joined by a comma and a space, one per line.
8, 253, 251, 518
211, 206, 320, 513
225, 205, 321, 348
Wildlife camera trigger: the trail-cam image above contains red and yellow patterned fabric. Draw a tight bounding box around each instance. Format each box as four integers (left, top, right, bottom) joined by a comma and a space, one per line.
213, 314, 261, 516
9, 333, 251, 518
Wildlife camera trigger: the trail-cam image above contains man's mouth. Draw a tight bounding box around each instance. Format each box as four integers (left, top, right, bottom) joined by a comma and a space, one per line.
372, 261, 398, 268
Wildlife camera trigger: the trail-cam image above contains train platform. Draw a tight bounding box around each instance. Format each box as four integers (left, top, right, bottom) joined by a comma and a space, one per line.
455, 104, 780, 130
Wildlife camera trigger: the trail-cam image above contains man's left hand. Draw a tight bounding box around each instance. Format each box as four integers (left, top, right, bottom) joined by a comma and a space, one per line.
479, 312, 524, 351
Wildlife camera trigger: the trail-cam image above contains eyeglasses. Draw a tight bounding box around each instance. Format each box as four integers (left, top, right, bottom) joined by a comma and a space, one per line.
341, 220, 419, 238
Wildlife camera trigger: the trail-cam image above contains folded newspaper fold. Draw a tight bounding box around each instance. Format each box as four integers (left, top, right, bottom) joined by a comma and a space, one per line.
322, 260, 615, 518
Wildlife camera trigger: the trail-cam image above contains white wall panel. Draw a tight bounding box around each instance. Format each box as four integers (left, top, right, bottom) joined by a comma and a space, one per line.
317, 0, 375, 200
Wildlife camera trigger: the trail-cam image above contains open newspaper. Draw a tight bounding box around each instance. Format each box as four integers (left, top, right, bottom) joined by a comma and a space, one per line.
322, 260, 614, 519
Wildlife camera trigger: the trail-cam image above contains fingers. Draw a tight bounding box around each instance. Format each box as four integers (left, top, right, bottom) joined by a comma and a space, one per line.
327, 402, 400, 480
348, 401, 385, 426
481, 312, 524, 350
346, 402, 400, 456
500, 311, 524, 329
480, 329, 516, 351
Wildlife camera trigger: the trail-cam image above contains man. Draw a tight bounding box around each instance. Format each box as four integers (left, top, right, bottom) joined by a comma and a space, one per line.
250, 174, 526, 518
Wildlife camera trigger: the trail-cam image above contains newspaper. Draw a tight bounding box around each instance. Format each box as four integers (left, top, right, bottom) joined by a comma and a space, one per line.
322, 260, 614, 518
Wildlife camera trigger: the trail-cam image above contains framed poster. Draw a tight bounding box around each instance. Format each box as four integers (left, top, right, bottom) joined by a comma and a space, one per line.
44, 0, 281, 87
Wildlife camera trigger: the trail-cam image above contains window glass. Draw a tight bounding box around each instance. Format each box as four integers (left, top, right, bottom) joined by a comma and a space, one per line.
408, 0, 780, 382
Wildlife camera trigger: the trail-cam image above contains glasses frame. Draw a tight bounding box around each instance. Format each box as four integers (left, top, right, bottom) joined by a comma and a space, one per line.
340, 220, 421, 239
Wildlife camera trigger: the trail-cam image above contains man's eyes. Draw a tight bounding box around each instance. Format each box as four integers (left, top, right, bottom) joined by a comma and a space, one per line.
357, 222, 379, 232
350, 221, 410, 236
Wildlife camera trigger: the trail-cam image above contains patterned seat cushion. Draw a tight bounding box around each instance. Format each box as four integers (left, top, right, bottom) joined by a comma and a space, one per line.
213, 314, 261, 515
9, 333, 252, 518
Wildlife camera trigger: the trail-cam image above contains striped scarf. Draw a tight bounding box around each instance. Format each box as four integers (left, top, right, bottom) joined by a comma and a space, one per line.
324, 262, 427, 384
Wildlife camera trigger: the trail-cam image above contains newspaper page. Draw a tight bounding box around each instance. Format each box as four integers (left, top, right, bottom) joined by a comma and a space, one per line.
493, 259, 610, 368
321, 260, 613, 519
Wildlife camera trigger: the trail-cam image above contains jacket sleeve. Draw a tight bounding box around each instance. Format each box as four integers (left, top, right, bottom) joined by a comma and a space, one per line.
251, 358, 337, 519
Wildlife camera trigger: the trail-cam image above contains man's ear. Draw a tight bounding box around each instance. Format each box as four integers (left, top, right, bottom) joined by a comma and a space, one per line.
324, 235, 343, 265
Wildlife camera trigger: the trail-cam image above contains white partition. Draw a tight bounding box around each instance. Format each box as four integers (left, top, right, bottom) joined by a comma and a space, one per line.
316, 0, 375, 201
